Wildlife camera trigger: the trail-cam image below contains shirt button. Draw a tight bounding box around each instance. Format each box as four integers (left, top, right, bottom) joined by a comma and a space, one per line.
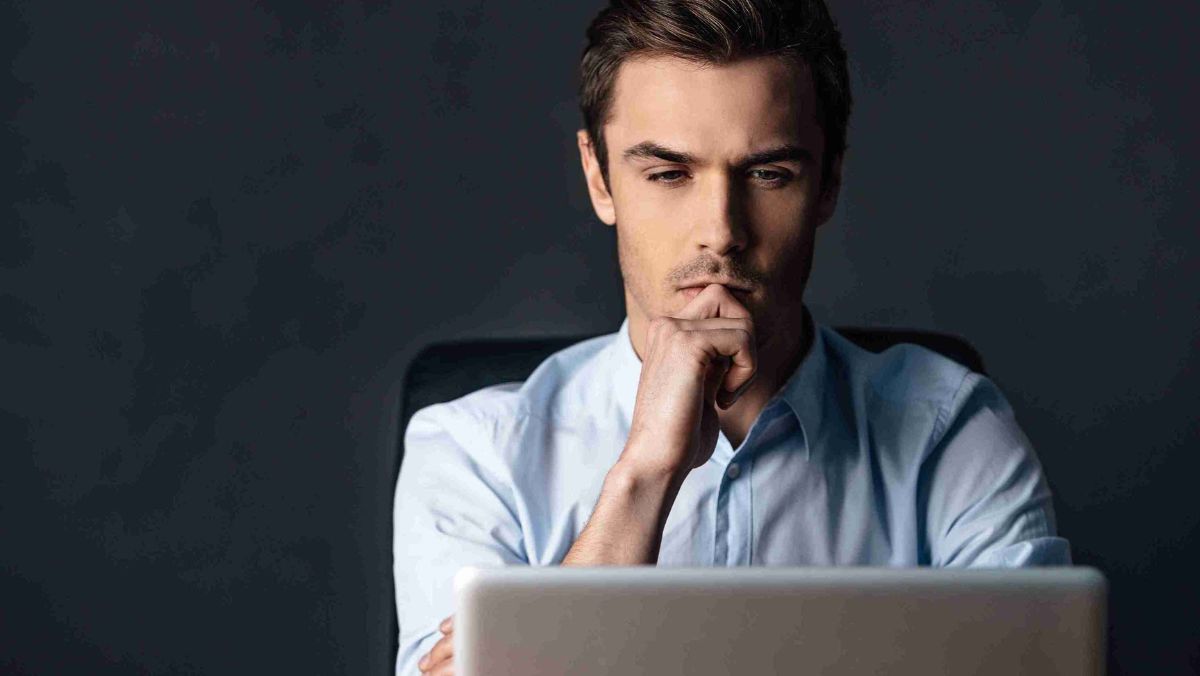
726, 463, 741, 480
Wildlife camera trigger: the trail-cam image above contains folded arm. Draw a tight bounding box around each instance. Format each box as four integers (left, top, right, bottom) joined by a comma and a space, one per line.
393, 403, 527, 675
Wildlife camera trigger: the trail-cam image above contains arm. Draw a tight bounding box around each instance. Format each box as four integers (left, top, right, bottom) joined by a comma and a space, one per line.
393, 402, 526, 675
564, 283, 759, 566
407, 283, 759, 673
921, 371, 1072, 567
561, 454, 684, 565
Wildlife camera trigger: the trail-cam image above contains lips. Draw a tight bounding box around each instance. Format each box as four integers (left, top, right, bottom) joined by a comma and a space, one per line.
679, 283, 752, 300
678, 280, 751, 293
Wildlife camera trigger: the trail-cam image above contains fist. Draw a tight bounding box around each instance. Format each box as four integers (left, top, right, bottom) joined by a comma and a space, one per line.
621, 283, 758, 476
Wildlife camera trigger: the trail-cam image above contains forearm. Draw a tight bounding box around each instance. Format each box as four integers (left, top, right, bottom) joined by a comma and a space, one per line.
562, 456, 684, 565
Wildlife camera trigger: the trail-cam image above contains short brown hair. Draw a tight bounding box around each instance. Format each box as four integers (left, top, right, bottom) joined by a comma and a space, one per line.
579, 0, 852, 190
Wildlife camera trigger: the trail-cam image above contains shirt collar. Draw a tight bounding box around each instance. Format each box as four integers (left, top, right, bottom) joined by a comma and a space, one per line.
609, 316, 642, 428
773, 304, 828, 460
607, 304, 828, 459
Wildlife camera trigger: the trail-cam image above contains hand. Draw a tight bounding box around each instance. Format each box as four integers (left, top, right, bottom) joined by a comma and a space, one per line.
417, 615, 455, 675
620, 283, 757, 478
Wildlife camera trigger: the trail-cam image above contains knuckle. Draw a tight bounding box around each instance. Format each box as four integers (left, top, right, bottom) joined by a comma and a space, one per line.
648, 316, 675, 340
667, 330, 706, 361
738, 334, 752, 354
677, 329, 703, 349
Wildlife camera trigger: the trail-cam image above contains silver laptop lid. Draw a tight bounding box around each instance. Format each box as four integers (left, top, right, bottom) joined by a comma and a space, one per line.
454, 566, 1106, 676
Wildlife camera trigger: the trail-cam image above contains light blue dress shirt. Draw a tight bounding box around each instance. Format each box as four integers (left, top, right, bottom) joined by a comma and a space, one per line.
392, 307, 1071, 674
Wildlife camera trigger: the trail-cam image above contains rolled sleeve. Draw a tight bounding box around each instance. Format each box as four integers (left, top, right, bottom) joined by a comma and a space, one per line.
393, 402, 527, 675
922, 372, 1072, 567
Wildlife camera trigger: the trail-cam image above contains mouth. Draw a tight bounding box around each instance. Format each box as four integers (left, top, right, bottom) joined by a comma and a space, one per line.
679, 282, 753, 301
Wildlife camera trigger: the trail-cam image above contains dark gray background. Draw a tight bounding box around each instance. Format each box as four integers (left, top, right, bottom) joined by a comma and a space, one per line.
3, 1, 1196, 674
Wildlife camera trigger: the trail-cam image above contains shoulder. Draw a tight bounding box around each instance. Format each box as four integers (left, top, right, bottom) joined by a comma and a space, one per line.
402, 329, 618, 466
819, 326, 1005, 461
823, 326, 975, 412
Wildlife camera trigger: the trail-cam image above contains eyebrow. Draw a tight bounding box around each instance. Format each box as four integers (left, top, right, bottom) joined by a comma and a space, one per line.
621, 141, 812, 169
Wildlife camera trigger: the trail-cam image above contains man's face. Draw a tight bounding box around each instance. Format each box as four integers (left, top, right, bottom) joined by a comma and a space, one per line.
578, 54, 840, 351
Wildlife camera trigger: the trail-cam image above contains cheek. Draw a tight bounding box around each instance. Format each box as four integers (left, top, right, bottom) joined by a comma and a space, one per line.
619, 183, 682, 229
771, 230, 814, 273
618, 225, 673, 291
749, 187, 809, 225
751, 198, 812, 254
613, 191, 684, 270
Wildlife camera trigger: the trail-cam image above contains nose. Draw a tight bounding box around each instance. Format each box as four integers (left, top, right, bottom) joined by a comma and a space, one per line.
691, 172, 749, 256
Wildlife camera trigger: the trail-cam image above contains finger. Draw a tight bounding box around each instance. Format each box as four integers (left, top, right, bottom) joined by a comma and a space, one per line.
439, 615, 454, 634
679, 327, 756, 403
649, 317, 752, 350
678, 283, 751, 320
417, 642, 437, 673
717, 368, 756, 409
423, 632, 454, 670
429, 658, 455, 676
669, 317, 751, 332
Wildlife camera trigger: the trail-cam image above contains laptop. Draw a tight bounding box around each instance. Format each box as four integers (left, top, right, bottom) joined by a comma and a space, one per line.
453, 565, 1106, 675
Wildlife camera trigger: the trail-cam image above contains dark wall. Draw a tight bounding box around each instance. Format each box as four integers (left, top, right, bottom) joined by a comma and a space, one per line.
3, 1, 1195, 674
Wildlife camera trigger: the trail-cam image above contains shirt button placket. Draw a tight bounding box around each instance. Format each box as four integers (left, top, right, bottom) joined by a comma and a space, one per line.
713, 477, 730, 566
715, 459, 750, 566
724, 458, 752, 566
711, 438, 735, 566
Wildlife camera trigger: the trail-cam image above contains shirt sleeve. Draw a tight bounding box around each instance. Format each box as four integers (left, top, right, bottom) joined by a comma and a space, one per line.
393, 401, 528, 675
921, 371, 1072, 567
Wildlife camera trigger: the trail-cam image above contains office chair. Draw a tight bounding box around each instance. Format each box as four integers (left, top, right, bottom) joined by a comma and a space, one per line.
386, 324, 986, 673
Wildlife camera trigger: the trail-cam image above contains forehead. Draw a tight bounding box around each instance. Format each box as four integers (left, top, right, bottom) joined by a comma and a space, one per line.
605, 54, 822, 155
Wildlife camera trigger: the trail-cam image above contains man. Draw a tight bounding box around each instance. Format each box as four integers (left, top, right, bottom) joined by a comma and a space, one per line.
395, 0, 1072, 673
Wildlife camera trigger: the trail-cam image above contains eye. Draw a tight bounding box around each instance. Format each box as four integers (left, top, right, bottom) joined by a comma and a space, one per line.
646, 170, 689, 185
749, 168, 792, 185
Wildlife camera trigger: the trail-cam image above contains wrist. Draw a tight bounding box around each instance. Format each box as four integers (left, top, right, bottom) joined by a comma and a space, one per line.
612, 438, 687, 489
603, 459, 681, 544
564, 444, 686, 566
607, 452, 686, 507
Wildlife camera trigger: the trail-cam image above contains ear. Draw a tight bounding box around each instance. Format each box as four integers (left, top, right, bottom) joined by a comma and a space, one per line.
814, 152, 844, 227
577, 129, 616, 226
